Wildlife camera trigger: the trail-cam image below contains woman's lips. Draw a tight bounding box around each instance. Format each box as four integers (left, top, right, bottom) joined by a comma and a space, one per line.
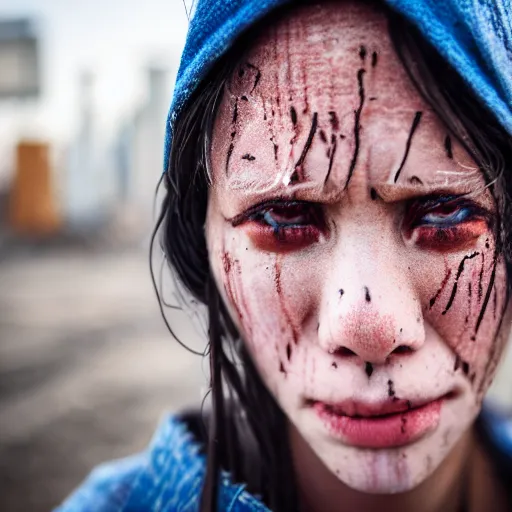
312, 397, 444, 449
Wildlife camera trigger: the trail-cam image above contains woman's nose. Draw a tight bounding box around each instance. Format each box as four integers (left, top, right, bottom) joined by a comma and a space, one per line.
317, 260, 425, 366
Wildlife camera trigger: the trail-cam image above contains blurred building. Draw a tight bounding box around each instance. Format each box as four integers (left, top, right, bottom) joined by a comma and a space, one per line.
127, 67, 169, 214
113, 66, 171, 234
65, 71, 111, 230
0, 18, 39, 99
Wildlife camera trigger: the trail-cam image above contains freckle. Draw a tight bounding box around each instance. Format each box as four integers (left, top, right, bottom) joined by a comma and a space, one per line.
409, 176, 423, 185
290, 106, 297, 125
364, 286, 371, 302
332, 361, 338, 369
399, 328, 403, 333
339, 289, 344, 297
232, 100, 238, 123
241, 153, 256, 161
365, 362, 373, 377
370, 188, 377, 200
444, 135, 453, 159
328, 111, 339, 131
225, 143, 234, 175
339, 134, 346, 139
369, 97, 377, 101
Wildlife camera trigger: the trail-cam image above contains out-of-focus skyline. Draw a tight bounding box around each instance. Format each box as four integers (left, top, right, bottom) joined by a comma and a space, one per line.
0, 0, 189, 144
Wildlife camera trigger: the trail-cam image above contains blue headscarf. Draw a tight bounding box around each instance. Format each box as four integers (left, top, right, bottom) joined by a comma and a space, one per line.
164, 0, 512, 172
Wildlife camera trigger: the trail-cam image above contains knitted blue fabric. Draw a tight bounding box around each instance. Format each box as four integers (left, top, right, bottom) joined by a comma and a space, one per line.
163, 0, 512, 172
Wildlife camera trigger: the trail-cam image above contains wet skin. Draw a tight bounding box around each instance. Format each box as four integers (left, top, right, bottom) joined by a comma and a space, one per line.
205, 0, 511, 504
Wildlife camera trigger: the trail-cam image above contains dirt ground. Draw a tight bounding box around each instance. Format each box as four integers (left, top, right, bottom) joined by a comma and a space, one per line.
0, 244, 207, 512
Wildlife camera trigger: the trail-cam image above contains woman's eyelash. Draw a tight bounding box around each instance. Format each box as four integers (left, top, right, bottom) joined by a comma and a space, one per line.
229, 200, 325, 251
230, 200, 322, 228
407, 195, 490, 228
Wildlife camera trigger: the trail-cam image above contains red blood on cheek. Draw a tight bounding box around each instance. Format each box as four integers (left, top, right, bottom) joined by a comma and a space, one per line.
244, 222, 321, 252
410, 219, 488, 251
221, 249, 252, 338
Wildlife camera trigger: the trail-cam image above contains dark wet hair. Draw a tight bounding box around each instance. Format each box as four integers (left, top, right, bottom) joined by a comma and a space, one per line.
153, 4, 512, 511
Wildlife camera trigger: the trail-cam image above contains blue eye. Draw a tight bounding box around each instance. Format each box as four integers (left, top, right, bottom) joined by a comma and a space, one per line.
409, 195, 485, 230
420, 206, 473, 226
261, 207, 311, 228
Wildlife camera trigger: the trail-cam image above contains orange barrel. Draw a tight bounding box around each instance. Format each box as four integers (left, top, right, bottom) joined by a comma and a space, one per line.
9, 141, 61, 235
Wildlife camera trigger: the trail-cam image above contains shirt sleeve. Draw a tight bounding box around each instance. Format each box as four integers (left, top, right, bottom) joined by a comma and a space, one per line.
53, 453, 146, 512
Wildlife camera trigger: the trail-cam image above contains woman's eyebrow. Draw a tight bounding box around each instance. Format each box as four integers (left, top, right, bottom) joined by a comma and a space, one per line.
374, 182, 485, 203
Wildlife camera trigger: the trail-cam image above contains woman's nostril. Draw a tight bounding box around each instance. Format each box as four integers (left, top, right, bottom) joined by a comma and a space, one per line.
331, 346, 357, 357
392, 345, 413, 355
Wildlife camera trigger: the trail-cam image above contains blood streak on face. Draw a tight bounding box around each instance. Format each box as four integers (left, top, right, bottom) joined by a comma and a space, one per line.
205, 0, 511, 496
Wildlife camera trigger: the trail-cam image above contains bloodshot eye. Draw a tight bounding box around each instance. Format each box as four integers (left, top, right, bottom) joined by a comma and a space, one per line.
230, 200, 326, 252
405, 195, 492, 250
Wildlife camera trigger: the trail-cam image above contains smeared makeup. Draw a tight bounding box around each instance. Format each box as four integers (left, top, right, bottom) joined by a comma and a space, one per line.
393, 111, 423, 183
207, 0, 511, 501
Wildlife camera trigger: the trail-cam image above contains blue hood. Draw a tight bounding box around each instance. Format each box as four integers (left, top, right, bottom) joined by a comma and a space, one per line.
164, 0, 512, 172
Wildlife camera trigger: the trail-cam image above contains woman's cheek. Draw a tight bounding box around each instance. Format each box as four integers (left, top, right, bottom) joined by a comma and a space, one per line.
419, 236, 508, 396
211, 225, 319, 387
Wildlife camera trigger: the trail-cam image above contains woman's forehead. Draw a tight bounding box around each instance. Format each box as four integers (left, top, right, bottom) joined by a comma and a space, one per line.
210, 1, 483, 201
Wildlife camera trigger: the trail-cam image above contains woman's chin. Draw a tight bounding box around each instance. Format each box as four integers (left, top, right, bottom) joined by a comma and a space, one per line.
293, 400, 475, 496
321, 446, 433, 495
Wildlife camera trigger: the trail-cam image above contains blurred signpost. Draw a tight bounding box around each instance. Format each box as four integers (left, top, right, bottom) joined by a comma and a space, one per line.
9, 141, 60, 235
0, 19, 39, 99
0, 18, 60, 235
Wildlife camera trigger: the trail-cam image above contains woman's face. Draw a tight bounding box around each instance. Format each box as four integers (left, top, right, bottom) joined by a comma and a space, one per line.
206, 0, 511, 494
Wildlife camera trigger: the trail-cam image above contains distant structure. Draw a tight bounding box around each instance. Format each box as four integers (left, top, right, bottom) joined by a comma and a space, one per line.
115, 66, 171, 233
0, 18, 39, 99
66, 71, 108, 230
0, 18, 60, 236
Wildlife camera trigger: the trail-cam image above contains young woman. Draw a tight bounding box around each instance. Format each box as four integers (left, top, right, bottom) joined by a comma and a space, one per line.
58, 1, 512, 511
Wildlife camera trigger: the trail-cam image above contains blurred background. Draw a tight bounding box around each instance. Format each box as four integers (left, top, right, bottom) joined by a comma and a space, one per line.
0, 1, 208, 511
0, 1, 511, 511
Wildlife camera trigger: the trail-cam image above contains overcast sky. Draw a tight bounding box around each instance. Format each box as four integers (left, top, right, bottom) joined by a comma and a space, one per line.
0, 0, 189, 145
